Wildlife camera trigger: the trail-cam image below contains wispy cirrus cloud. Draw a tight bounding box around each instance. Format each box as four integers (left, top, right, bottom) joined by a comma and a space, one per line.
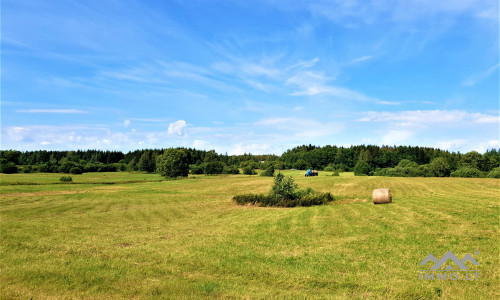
462, 63, 499, 86
286, 70, 376, 101
357, 110, 499, 125
16, 109, 87, 114
350, 55, 373, 64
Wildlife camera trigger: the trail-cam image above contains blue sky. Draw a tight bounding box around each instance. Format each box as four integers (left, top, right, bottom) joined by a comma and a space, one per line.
1, 0, 499, 154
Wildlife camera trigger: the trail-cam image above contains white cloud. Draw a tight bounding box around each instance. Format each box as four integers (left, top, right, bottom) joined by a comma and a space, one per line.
242, 63, 281, 78
128, 118, 169, 123
350, 55, 373, 64
123, 120, 131, 128
5, 127, 31, 142
357, 110, 499, 126
286, 57, 319, 70
474, 140, 500, 153
230, 143, 270, 155
376, 100, 400, 105
436, 139, 468, 151
167, 120, 187, 136
382, 129, 414, 145
192, 139, 210, 149
286, 71, 375, 101
16, 109, 86, 114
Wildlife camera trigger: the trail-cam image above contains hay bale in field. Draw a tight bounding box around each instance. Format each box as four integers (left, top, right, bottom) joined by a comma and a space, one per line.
372, 188, 392, 204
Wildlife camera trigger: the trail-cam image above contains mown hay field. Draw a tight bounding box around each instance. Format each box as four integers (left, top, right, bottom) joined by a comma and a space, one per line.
1, 171, 498, 299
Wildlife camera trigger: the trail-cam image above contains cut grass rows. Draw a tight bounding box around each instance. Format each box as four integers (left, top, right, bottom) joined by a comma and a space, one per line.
0, 171, 498, 299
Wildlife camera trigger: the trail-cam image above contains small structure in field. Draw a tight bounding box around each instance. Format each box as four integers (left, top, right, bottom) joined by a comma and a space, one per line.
372, 188, 392, 204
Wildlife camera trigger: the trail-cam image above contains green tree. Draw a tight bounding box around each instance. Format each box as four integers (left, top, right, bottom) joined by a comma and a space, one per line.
269, 173, 298, 201
429, 157, 451, 177
138, 151, 155, 173
156, 148, 189, 178
0, 159, 18, 174
204, 150, 219, 163
69, 167, 83, 174
260, 165, 275, 177
204, 161, 224, 175
397, 159, 418, 168
354, 160, 371, 176
243, 165, 257, 175
294, 159, 307, 170
127, 157, 138, 171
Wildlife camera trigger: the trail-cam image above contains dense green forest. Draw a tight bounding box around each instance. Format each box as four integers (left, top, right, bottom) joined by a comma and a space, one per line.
1, 145, 499, 178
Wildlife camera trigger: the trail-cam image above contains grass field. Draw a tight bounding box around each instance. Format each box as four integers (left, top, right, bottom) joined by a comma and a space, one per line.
1, 171, 499, 299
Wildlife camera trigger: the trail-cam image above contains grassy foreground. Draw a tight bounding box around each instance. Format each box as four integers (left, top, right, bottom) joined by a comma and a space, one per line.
1, 171, 498, 299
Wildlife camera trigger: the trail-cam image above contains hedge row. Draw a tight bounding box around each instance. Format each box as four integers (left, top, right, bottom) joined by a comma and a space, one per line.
233, 192, 333, 207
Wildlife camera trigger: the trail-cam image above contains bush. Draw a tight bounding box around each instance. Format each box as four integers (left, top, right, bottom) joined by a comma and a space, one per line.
190, 164, 205, 174
429, 157, 451, 177
22, 165, 32, 173
487, 167, 500, 178
84, 163, 98, 172
57, 161, 75, 173
233, 194, 269, 205
260, 165, 275, 177
294, 159, 307, 170
59, 176, 73, 182
114, 163, 127, 172
98, 164, 117, 172
296, 193, 333, 207
243, 166, 257, 175
69, 167, 83, 174
37, 163, 50, 173
331, 171, 340, 176
204, 161, 224, 175
223, 165, 240, 174
374, 164, 431, 177
323, 165, 334, 172
354, 161, 371, 176
233, 191, 332, 207
450, 167, 484, 178
334, 164, 349, 172
0, 160, 18, 174
397, 159, 418, 168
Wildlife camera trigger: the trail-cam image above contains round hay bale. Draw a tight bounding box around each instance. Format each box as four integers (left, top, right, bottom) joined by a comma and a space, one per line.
372, 188, 392, 204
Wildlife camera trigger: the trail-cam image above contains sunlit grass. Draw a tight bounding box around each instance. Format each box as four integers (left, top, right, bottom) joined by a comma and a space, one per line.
1, 171, 498, 299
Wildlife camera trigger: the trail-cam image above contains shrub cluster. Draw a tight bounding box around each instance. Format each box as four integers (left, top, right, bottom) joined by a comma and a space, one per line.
233, 173, 333, 207
487, 167, 500, 178
375, 165, 431, 177
59, 176, 73, 182
233, 192, 332, 207
260, 165, 275, 177
450, 167, 484, 178
189, 163, 240, 175
243, 165, 257, 175
223, 165, 240, 174
0, 159, 18, 174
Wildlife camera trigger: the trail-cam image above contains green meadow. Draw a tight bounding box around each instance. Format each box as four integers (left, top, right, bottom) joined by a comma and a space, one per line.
1, 171, 498, 299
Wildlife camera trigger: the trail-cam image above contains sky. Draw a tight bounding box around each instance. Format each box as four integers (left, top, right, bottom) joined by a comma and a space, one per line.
1, 0, 499, 155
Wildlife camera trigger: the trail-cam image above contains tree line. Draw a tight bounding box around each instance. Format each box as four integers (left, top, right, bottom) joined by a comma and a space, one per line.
0, 145, 499, 178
